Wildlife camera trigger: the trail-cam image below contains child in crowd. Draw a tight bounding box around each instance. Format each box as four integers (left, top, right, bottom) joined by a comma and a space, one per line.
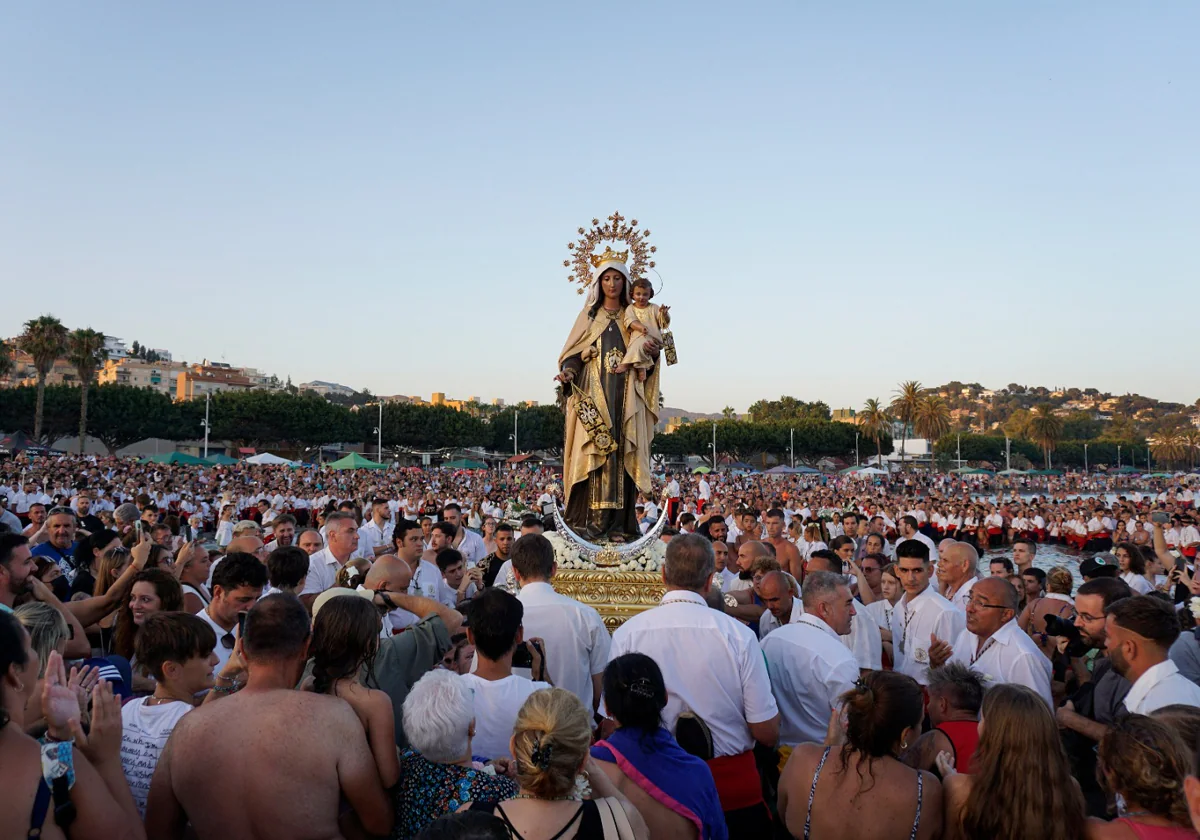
120, 612, 218, 816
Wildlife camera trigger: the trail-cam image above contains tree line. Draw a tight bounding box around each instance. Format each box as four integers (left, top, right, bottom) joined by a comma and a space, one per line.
0, 384, 568, 456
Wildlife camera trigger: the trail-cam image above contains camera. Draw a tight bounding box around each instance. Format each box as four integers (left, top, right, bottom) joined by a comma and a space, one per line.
1044, 613, 1090, 657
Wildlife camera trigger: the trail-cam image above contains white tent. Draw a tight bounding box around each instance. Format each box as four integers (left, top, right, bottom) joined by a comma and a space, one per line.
855, 466, 889, 476
245, 452, 294, 466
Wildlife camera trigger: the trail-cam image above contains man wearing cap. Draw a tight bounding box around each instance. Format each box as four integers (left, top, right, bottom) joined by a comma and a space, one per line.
1081, 553, 1120, 581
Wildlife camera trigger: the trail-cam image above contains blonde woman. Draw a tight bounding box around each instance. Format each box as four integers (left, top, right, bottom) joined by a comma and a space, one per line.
461, 687, 649, 839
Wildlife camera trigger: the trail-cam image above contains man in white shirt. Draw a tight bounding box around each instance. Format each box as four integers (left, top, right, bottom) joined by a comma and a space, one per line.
932, 577, 1052, 706
607, 534, 779, 836
357, 499, 394, 559
511, 533, 610, 713
895, 515, 938, 564
761, 571, 860, 747
196, 552, 268, 674
299, 512, 360, 606
442, 503, 487, 568
806, 552, 883, 671
398, 519, 454, 604
1107, 595, 1200, 714
936, 541, 979, 612
459, 588, 550, 760
890, 540, 965, 686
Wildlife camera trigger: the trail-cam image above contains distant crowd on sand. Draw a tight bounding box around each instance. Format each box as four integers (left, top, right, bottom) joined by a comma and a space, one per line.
2, 452, 1200, 838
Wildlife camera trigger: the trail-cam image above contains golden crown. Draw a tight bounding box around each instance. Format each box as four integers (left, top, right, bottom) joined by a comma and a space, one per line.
589, 246, 629, 268
563, 211, 657, 295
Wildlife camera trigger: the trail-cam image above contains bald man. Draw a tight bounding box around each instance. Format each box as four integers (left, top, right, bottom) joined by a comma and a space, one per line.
358, 556, 465, 747
728, 540, 773, 592
757, 570, 802, 637
936, 542, 980, 613
934, 576, 1052, 705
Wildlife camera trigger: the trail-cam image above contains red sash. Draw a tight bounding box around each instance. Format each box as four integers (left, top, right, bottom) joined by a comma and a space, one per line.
705, 750, 763, 812
1183, 546, 1199, 559
987, 527, 1002, 536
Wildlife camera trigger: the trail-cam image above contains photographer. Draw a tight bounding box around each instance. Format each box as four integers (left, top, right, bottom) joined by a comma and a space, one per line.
459, 589, 551, 761
1053, 576, 1132, 816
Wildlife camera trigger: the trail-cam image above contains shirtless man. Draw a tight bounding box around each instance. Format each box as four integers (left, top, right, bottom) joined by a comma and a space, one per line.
145, 594, 393, 840
764, 508, 802, 579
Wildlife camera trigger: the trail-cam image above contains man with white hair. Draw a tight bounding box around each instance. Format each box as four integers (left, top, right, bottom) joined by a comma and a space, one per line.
937, 541, 980, 613
761, 571, 860, 748
396, 670, 517, 836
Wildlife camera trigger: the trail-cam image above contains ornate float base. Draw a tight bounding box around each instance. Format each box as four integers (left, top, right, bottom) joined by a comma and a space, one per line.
552, 569, 665, 632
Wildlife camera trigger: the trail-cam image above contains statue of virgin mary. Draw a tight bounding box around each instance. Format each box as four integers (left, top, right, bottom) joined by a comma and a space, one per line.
556, 245, 660, 541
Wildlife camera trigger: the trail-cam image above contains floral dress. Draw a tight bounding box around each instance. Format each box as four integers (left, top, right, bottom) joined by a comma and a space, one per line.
392, 748, 518, 839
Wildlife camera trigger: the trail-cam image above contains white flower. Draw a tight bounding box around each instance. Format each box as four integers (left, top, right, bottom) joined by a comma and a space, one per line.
1189, 597, 1200, 624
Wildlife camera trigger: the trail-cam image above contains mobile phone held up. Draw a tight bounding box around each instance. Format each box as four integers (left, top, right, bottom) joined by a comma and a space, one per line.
1151, 511, 1171, 526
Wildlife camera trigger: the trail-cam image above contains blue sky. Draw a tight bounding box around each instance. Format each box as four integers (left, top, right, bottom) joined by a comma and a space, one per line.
2, 2, 1196, 413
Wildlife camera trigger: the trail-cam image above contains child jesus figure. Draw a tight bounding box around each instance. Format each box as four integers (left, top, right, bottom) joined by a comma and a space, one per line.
615, 277, 670, 382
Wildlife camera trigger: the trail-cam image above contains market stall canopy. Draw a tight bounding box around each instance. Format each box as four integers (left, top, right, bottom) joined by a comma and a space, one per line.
203, 454, 239, 465
328, 452, 387, 470
692, 466, 712, 474
443, 458, 487, 470
142, 452, 208, 466
245, 452, 295, 466
953, 467, 995, 475
997, 469, 1027, 475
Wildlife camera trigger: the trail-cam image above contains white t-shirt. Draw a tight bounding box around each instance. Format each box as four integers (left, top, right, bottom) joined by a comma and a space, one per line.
459, 673, 551, 760
120, 698, 193, 816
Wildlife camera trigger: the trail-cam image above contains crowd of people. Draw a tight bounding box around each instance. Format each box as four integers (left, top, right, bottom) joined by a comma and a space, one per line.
2, 451, 1200, 839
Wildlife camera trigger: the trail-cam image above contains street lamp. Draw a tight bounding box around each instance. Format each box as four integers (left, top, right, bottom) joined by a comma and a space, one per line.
854, 431, 860, 467
789, 427, 794, 469
1118, 445, 1122, 469
1004, 435, 1011, 473
373, 401, 383, 462
1084, 443, 1088, 474
508, 410, 519, 457
711, 421, 717, 468
201, 392, 211, 458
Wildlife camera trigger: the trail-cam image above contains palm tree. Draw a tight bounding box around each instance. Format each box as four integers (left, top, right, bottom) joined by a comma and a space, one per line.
0, 340, 14, 381
1183, 429, 1200, 471
721, 406, 736, 420
66, 328, 108, 454
1028, 403, 1063, 469
859, 398, 893, 467
914, 395, 952, 447
1151, 429, 1187, 469
890, 380, 923, 470
18, 315, 68, 442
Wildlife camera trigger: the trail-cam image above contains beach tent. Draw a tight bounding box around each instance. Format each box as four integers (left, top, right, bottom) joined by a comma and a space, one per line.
202, 454, 239, 466
443, 458, 487, 470
245, 452, 294, 466
692, 466, 712, 474
142, 452, 208, 466
328, 453, 387, 470
955, 467, 995, 476
1027, 469, 1063, 476
1109, 466, 1139, 474
997, 469, 1027, 476
855, 467, 889, 476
